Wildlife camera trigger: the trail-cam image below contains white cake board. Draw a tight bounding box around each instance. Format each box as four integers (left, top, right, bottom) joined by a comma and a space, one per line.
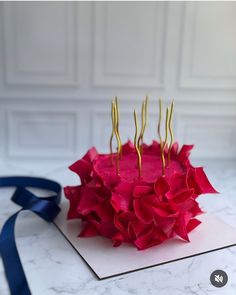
54, 202, 236, 280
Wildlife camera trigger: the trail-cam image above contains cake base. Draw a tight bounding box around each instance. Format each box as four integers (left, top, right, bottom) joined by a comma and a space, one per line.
54, 202, 236, 280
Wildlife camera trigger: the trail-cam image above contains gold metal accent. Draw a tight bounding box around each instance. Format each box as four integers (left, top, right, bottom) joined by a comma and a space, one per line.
115, 97, 122, 158
160, 107, 169, 175
163, 107, 169, 151
158, 97, 166, 175
113, 102, 121, 175
109, 101, 115, 165
134, 110, 142, 178
168, 101, 174, 164
138, 96, 149, 155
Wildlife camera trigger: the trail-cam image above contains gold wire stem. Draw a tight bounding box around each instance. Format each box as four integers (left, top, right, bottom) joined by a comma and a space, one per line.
113, 102, 121, 175
109, 101, 115, 165
158, 98, 165, 175
167, 101, 174, 165
115, 97, 122, 158
163, 107, 169, 151
134, 110, 142, 178
161, 107, 169, 175
137, 101, 145, 153
138, 96, 149, 155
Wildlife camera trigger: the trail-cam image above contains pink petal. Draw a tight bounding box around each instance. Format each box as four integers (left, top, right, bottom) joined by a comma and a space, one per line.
133, 199, 154, 224
186, 218, 201, 233
111, 192, 130, 212
82, 147, 98, 162
178, 145, 194, 162
154, 176, 170, 197
69, 159, 92, 184
134, 226, 166, 250
174, 214, 190, 242
133, 185, 153, 198
172, 188, 194, 203
195, 167, 218, 194
64, 185, 82, 219
79, 222, 99, 237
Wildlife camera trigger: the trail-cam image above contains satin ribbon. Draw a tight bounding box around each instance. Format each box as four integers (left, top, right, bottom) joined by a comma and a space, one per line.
0, 176, 62, 295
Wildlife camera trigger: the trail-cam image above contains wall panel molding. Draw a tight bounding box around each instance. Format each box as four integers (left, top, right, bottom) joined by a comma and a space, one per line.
3, 2, 78, 86
179, 2, 236, 89
7, 110, 78, 157
93, 2, 167, 88
176, 112, 236, 158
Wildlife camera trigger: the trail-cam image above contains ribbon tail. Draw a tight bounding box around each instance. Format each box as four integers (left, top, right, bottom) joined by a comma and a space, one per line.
0, 210, 31, 295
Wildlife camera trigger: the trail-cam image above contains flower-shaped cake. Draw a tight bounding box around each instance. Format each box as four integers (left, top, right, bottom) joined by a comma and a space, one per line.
64, 140, 217, 250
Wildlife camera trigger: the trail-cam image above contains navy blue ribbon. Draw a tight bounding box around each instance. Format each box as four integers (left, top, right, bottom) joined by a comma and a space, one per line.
0, 176, 62, 295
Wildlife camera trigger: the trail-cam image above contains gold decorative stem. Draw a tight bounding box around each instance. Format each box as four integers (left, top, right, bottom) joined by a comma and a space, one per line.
161, 107, 169, 175
138, 96, 149, 155
109, 101, 115, 165
158, 98, 166, 176
115, 97, 122, 158
113, 102, 121, 175
134, 110, 142, 178
167, 101, 174, 165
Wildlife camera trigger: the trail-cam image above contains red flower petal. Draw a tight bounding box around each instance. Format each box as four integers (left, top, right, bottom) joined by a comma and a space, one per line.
122, 140, 135, 154
64, 185, 82, 219
167, 173, 187, 199
134, 225, 167, 250
172, 188, 194, 203
114, 211, 135, 234
110, 182, 134, 211
90, 219, 117, 238
170, 142, 179, 156
114, 211, 145, 240
133, 199, 154, 224
142, 140, 161, 154
186, 218, 201, 233
195, 167, 218, 194
154, 216, 176, 238
154, 176, 170, 198
153, 202, 178, 218
69, 159, 92, 184
174, 214, 190, 242
112, 232, 125, 247
187, 167, 218, 195
133, 185, 153, 198
69, 147, 98, 184
77, 187, 100, 215
83, 147, 98, 162
79, 222, 99, 237
178, 145, 194, 162
111, 193, 129, 212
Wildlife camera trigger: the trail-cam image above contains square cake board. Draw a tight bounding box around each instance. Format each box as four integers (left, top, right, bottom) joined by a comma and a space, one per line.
54, 202, 236, 280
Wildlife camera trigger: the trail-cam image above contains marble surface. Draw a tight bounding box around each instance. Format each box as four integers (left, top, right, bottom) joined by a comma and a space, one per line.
0, 160, 236, 295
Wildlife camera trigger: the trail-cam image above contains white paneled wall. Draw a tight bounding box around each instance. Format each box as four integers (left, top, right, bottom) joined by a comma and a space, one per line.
0, 2, 236, 170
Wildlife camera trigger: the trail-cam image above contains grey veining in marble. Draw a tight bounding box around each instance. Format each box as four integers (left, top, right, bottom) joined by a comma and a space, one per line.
0, 161, 236, 295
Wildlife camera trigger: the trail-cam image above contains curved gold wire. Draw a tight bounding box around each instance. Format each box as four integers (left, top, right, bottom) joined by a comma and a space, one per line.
168, 101, 174, 164
113, 102, 120, 175
137, 101, 145, 152
158, 97, 166, 175
160, 107, 169, 175
115, 96, 122, 158
109, 101, 115, 165
163, 107, 169, 151
137, 96, 149, 155
134, 110, 142, 178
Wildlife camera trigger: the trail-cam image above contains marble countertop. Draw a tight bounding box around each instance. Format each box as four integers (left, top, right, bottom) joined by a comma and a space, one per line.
0, 161, 236, 295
